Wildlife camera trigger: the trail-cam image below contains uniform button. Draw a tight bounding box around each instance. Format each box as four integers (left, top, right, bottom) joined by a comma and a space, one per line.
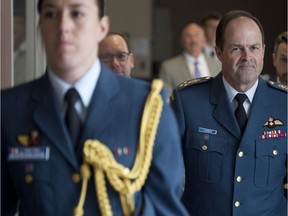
236, 176, 242, 182
201, 145, 208, 151
238, 151, 244, 157
72, 173, 81, 183
273, 150, 278, 156
234, 201, 240, 207
25, 174, 33, 183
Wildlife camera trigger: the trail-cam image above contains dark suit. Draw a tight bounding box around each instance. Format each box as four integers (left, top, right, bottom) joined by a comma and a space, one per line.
171, 74, 287, 216
1, 65, 188, 216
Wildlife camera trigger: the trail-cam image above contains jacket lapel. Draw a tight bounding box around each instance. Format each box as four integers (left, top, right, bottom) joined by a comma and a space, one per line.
77, 68, 118, 153
210, 74, 241, 139
32, 75, 78, 169
240, 78, 272, 144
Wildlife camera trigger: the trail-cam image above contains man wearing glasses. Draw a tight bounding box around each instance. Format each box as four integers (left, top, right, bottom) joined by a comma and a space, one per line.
99, 32, 134, 77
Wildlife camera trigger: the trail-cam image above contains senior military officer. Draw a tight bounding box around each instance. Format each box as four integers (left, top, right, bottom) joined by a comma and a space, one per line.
1, 0, 189, 215
171, 10, 287, 216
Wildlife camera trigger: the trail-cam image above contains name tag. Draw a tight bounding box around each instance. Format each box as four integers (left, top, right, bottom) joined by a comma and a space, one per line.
198, 127, 217, 135
8, 147, 50, 161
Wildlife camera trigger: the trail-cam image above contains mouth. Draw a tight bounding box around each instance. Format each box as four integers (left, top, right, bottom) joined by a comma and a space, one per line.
57, 41, 74, 50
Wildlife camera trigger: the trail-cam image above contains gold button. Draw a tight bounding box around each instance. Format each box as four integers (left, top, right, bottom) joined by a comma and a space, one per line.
234, 201, 240, 207
236, 176, 242, 182
72, 173, 81, 183
201, 145, 208, 151
238, 151, 244, 157
273, 150, 278, 156
25, 174, 33, 183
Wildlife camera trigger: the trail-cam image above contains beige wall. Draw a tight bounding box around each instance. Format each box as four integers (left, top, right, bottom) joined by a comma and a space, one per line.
106, 0, 153, 80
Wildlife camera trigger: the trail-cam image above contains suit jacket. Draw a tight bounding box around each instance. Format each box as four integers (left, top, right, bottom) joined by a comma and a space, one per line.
171, 74, 287, 216
1, 65, 189, 216
158, 53, 221, 97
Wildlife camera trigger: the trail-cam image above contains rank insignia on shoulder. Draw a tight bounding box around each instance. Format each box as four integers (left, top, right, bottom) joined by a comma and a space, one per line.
263, 117, 284, 128
267, 81, 288, 92
17, 130, 40, 146
177, 76, 212, 88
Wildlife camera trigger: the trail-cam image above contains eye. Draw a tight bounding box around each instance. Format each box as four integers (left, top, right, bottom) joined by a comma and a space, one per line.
231, 47, 240, 52
71, 10, 84, 18
251, 46, 259, 50
280, 57, 287, 64
116, 52, 129, 61
43, 10, 58, 18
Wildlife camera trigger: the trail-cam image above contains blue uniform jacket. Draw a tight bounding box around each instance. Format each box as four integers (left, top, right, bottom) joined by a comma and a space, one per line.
171, 73, 287, 216
1, 65, 189, 216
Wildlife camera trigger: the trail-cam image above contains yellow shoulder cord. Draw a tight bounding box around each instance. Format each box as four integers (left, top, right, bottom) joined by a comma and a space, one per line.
74, 79, 164, 216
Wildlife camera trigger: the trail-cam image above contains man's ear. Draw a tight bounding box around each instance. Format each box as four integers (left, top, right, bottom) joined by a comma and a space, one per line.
98, 16, 110, 43
215, 46, 222, 62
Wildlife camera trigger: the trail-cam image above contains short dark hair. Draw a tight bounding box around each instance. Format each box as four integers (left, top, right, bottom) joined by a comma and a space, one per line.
201, 12, 222, 26
37, 0, 105, 18
273, 31, 288, 53
216, 10, 265, 50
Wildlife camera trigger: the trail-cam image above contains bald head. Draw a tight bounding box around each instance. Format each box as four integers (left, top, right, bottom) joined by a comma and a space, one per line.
99, 33, 134, 77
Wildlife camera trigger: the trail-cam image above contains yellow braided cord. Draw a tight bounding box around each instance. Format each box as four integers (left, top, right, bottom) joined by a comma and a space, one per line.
73, 163, 91, 216
74, 79, 163, 216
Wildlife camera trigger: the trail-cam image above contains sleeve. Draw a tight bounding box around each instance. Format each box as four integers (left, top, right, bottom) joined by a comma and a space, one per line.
135, 90, 189, 216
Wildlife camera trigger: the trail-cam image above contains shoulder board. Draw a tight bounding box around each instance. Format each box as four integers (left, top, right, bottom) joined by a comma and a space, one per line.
267, 80, 288, 92
177, 76, 212, 88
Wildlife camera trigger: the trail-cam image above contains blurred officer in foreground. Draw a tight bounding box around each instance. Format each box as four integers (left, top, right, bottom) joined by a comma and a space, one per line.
1, 0, 189, 215
171, 10, 287, 216
99, 32, 134, 77
272, 31, 287, 85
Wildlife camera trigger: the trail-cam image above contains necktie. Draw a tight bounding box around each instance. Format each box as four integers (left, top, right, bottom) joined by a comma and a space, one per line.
65, 88, 82, 148
194, 61, 201, 78
234, 93, 248, 134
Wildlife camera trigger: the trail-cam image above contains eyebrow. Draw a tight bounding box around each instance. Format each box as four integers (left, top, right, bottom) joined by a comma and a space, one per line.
41, 3, 87, 10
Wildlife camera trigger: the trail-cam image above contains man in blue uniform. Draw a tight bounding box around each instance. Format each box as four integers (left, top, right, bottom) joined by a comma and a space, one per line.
171, 10, 287, 216
1, 0, 188, 215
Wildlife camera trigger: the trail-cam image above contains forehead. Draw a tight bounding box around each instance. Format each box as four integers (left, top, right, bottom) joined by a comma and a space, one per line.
101, 35, 128, 52
224, 17, 262, 43
183, 24, 204, 36
40, 0, 97, 9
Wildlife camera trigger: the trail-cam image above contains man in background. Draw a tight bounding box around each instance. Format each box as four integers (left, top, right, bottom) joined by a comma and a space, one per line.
201, 12, 222, 61
272, 31, 287, 85
159, 23, 221, 97
99, 32, 134, 77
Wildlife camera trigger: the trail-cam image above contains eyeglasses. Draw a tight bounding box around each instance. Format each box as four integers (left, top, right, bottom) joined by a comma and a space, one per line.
99, 52, 131, 63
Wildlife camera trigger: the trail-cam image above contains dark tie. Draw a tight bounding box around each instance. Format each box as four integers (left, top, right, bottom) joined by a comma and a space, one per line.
234, 93, 248, 134
194, 61, 201, 78
65, 88, 82, 148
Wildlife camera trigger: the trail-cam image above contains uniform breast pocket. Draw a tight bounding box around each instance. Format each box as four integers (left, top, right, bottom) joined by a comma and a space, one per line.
255, 138, 287, 188
186, 132, 228, 183
9, 161, 56, 215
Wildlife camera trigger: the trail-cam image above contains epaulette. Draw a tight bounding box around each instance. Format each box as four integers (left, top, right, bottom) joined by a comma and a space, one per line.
177, 76, 212, 88
267, 80, 288, 92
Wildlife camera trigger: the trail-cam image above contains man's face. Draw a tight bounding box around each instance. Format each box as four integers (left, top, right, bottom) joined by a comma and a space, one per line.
273, 42, 287, 85
39, 0, 109, 80
99, 34, 134, 77
181, 23, 206, 58
203, 19, 219, 46
216, 17, 265, 92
